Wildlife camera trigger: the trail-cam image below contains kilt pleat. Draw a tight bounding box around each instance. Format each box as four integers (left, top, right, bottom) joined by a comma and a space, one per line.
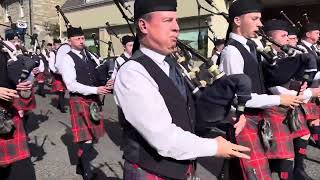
69, 96, 105, 143
263, 107, 294, 159
51, 74, 66, 93
12, 90, 36, 111
0, 104, 29, 166
236, 113, 273, 180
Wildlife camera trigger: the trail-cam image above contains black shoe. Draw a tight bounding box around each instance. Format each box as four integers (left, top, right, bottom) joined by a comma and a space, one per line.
57, 105, 66, 113
294, 168, 315, 180
82, 172, 97, 180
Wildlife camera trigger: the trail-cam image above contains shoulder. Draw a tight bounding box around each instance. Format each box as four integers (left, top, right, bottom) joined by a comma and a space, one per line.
220, 45, 242, 60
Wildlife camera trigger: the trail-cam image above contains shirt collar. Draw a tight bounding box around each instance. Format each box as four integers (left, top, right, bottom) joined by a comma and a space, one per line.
123, 51, 131, 58
229, 32, 248, 46
71, 48, 81, 55
301, 40, 313, 48
140, 45, 166, 65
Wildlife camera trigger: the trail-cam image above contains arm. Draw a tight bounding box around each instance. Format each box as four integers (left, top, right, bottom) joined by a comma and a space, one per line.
114, 62, 218, 160
59, 55, 97, 95
219, 46, 245, 75
111, 57, 125, 80
48, 52, 57, 73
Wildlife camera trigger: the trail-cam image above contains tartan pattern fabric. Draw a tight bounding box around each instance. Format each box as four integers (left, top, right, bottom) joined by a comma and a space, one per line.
303, 102, 319, 121
69, 96, 105, 143
263, 107, 294, 159
290, 103, 316, 139
0, 106, 30, 166
51, 74, 66, 93
124, 161, 166, 180
12, 91, 36, 111
236, 113, 273, 180
35, 72, 45, 83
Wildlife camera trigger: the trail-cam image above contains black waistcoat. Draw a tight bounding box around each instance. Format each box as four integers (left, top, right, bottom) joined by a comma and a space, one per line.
67, 51, 100, 87
298, 42, 320, 71
119, 50, 196, 180
227, 39, 266, 94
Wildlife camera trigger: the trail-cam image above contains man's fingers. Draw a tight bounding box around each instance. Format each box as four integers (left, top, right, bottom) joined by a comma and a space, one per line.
231, 143, 251, 152
0, 95, 12, 101
231, 150, 251, 160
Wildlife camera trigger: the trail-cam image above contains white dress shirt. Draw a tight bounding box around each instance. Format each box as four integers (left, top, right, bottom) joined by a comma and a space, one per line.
42, 50, 57, 73
211, 51, 220, 65
111, 51, 131, 80
219, 33, 281, 108
38, 59, 45, 72
59, 49, 100, 96
114, 46, 218, 160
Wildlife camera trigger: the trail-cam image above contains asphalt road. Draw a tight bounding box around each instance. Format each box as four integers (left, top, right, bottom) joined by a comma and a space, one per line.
6, 92, 320, 180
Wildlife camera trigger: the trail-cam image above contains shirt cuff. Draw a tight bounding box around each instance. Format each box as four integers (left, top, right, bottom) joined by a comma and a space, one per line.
195, 138, 218, 157
90, 87, 98, 95
269, 95, 281, 106
303, 88, 312, 102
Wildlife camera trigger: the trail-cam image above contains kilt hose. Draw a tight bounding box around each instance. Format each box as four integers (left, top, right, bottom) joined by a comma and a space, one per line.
263, 107, 294, 159
236, 112, 272, 180
291, 102, 319, 139
69, 95, 105, 143
35, 72, 45, 84
0, 103, 29, 166
12, 90, 36, 111
51, 74, 66, 93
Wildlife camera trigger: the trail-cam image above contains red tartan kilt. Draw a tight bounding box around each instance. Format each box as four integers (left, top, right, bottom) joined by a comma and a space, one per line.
290, 103, 319, 138
35, 72, 45, 83
69, 96, 105, 143
263, 107, 294, 159
303, 102, 319, 121
236, 112, 272, 180
0, 104, 30, 166
12, 90, 36, 111
51, 74, 66, 93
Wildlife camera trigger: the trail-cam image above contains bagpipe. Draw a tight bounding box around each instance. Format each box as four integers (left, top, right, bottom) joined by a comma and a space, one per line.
111, 0, 254, 136
0, 39, 40, 99
252, 11, 318, 133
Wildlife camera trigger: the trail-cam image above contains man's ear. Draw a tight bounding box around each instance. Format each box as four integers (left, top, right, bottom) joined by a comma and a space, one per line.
138, 19, 148, 35
234, 16, 241, 27
306, 31, 311, 39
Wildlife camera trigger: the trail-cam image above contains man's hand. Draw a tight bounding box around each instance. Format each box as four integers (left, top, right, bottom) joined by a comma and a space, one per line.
106, 79, 114, 90
215, 136, 251, 159
233, 114, 246, 136
16, 81, 32, 91
311, 88, 320, 98
0, 87, 18, 101
280, 95, 303, 109
299, 82, 307, 94
97, 86, 111, 95
32, 67, 40, 75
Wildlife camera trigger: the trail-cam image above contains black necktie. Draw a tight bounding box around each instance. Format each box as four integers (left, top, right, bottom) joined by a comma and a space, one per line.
246, 40, 257, 58
80, 50, 88, 63
164, 56, 187, 99
311, 45, 317, 53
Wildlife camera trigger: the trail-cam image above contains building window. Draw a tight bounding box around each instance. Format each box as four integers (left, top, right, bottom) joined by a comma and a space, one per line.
179, 28, 208, 57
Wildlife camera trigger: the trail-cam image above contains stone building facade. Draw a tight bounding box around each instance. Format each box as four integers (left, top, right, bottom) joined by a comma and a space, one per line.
0, 0, 67, 44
